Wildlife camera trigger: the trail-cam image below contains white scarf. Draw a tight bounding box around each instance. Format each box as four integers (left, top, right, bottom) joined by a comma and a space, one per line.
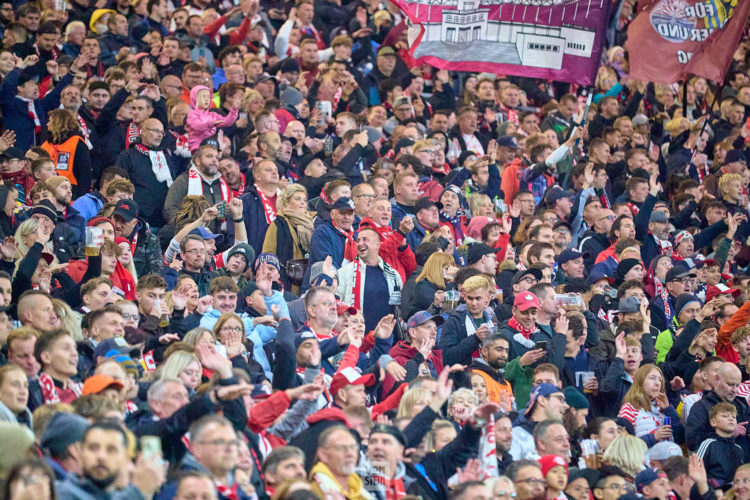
18, 96, 41, 135
135, 144, 172, 186
187, 164, 230, 202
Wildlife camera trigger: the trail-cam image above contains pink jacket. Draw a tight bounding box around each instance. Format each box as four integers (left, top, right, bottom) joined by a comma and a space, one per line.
186, 85, 238, 152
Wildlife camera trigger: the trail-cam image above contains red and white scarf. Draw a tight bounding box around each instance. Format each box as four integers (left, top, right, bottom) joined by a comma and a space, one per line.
38, 372, 82, 405
135, 144, 173, 186
332, 221, 357, 262
479, 415, 499, 479
352, 258, 364, 310
230, 173, 246, 198
626, 201, 640, 216
370, 472, 406, 500
508, 316, 536, 339
255, 183, 277, 224
187, 165, 230, 202
215, 481, 239, 500
77, 116, 92, 149
126, 122, 140, 148
18, 97, 41, 135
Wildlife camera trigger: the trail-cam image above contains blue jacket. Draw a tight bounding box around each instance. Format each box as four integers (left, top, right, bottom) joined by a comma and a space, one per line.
0, 69, 75, 151
406, 222, 428, 251
71, 192, 105, 224
309, 220, 349, 269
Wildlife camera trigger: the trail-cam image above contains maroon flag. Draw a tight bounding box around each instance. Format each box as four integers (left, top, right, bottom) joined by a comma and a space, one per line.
626, 0, 750, 83
392, 0, 611, 85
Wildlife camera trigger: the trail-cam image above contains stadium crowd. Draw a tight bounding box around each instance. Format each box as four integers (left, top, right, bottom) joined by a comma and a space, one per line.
0, 0, 749, 499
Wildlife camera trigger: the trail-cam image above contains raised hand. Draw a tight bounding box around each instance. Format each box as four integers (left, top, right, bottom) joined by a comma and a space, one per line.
0, 130, 17, 153
196, 295, 214, 315
0, 236, 17, 260
45, 60, 58, 77
456, 458, 483, 482
417, 336, 436, 358
196, 341, 232, 376
373, 314, 396, 339
399, 215, 415, 234
385, 360, 406, 382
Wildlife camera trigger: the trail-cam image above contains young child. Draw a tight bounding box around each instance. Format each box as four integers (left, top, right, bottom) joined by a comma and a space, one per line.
696, 402, 744, 487
539, 454, 568, 500
186, 85, 239, 153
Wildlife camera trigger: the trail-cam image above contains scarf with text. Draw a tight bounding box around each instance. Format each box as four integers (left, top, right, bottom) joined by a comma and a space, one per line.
125, 122, 140, 148
370, 471, 406, 500
332, 221, 358, 262
135, 144, 173, 186
77, 116, 92, 149
255, 183, 277, 224
508, 316, 536, 339
38, 372, 82, 405
18, 97, 41, 135
187, 165, 231, 202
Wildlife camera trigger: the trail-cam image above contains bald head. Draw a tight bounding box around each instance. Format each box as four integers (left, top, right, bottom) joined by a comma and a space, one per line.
161, 75, 183, 98
716, 362, 742, 401
141, 118, 164, 148
18, 292, 55, 332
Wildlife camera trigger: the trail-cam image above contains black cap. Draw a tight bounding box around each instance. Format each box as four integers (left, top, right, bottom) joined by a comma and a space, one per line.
200, 136, 220, 150
369, 423, 407, 447
112, 199, 139, 222
330, 197, 356, 212
511, 268, 543, 285
0, 147, 25, 161
665, 265, 696, 282
414, 197, 443, 213
467, 243, 502, 265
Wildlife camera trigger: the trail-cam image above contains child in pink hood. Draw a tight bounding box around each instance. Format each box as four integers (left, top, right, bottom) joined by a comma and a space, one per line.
186, 85, 240, 152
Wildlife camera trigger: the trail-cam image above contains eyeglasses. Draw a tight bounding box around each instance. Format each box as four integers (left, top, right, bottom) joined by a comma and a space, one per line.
221, 326, 243, 333
604, 483, 635, 494
516, 479, 546, 487
325, 443, 359, 452
144, 128, 164, 135
355, 194, 374, 199
315, 300, 335, 308
555, 228, 571, 234
184, 248, 206, 256
122, 313, 139, 321
520, 277, 538, 284
599, 215, 615, 221
495, 492, 517, 499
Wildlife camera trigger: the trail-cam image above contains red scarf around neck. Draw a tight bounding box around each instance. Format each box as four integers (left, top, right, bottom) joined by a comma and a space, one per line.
333, 221, 357, 262
255, 183, 277, 224
508, 316, 536, 339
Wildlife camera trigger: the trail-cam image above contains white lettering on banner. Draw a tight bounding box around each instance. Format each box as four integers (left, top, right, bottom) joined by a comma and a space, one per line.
677, 50, 693, 63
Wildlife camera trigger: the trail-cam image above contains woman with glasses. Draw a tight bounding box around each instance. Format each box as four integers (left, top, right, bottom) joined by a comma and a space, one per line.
213, 312, 266, 384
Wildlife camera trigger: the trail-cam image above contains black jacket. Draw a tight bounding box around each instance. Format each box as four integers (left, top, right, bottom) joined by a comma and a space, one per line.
438, 309, 482, 366
696, 433, 744, 487
686, 390, 750, 454
579, 230, 609, 268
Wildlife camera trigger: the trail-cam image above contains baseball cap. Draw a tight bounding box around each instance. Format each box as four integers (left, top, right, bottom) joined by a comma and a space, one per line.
40, 413, 90, 457
467, 243, 502, 265
0, 147, 24, 161
665, 265, 696, 282
93, 337, 139, 360
395, 138, 415, 152
189, 226, 225, 246
414, 197, 443, 213
294, 330, 318, 349
635, 468, 667, 493
705, 283, 741, 302
617, 296, 642, 314
329, 366, 376, 395
545, 187, 574, 205
377, 46, 397, 57
514, 291, 541, 311
81, 374, 125, 396
112, 199, 139, 222
587, 270, 614, 285
511, 268, 543, 285
496, 135, 518, 149
369, 423, 407, 447
393, 96, 411, 108
336, 301, 357, 317
363, 126, 383, 144
557, 248, 586, 265
407, 311, 445, 330
525, 383, 563, 415
539, 454, 569, 476
330, 197, 356, 212
644, 441, 682, 465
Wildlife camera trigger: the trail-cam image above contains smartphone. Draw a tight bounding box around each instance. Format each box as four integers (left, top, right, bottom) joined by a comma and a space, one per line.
534, 340, 547, 351
140, 435, 162, 461
217, 201, 226, 220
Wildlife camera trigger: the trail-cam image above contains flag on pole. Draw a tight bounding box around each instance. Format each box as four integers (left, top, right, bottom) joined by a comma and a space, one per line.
480, 414, 499, 479
391, 0, 611, 85
626, 0, 750, 83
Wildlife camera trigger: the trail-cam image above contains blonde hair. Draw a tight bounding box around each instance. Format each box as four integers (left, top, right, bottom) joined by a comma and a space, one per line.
725, 465, 750, 500
183, 327, 217, 346
13, 219, 58, 275
423, 419, 455, 452
397, 387, 432, 419
468, 193, 492, 217
719, 173, 743, 194
463, 275, 492, 293
154, 350, 200, 381
277, 184, 308, 212
415, 252, 454, 289
601, 434, 647, 479
51, 299, 83, 342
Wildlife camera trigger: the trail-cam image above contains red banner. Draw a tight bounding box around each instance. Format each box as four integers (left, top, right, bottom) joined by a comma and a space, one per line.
626, 0, 750, 83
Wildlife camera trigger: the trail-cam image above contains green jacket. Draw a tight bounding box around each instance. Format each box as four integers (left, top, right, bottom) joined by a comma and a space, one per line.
504, 357, 534, 409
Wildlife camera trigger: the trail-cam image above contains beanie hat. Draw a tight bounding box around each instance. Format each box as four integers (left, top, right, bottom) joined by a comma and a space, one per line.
674, 293, 700, 318
615, 258, 642, 282
563, 386, 589, 410
227, 243, 255, 273
539, 454, 569, 477
44, 175, 69, 192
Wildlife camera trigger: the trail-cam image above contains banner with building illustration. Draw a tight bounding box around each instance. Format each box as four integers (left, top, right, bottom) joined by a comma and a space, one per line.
391, 0, 611, 85
626, 0, 750, 83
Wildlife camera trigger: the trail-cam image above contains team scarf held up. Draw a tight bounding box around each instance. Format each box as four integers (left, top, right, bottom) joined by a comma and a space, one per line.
126, 123, 140, 148
18, 97, 41, 135
134, 144, 173, 186
187, 164, 231, 202
38, 372, 82, 404
255, 183, 276, 224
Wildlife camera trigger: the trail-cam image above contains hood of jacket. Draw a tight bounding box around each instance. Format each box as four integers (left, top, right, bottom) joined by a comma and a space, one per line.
469, 357, 505, 382
306, 407, 350, 426
190, 84, 211, 108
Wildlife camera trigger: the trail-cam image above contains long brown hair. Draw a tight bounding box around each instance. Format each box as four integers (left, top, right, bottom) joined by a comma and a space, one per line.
621, 364, 665, 411
416, 252, 454, 289
47, 109, 81, 144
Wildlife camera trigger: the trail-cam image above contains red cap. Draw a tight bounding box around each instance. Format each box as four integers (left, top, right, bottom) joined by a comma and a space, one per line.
82, 374, 124, 396
336, 301, 357, 317
538, 454, 569, 477
705, 283, 741, 302
514, 291, 541, 311
329, 366, 376, 395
